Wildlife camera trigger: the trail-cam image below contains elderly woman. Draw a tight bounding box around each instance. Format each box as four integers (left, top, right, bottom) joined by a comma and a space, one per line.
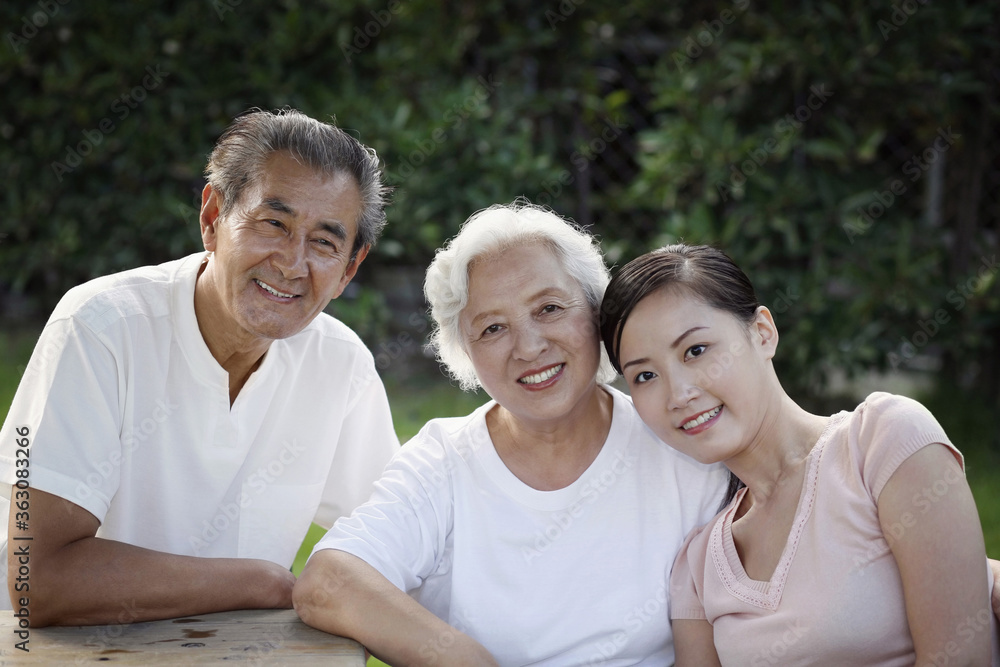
293, 202, 729, 665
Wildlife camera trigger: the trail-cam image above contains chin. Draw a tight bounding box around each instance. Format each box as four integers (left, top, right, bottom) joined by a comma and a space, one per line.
242, 317, 307, 341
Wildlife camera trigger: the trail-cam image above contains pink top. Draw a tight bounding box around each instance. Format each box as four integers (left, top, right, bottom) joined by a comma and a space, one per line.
670, 392, 997, 666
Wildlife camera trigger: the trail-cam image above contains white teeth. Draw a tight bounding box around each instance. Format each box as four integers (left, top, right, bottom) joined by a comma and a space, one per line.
518, 364, 564, 385
255, 279, 295, 298
682, 406, 721, 430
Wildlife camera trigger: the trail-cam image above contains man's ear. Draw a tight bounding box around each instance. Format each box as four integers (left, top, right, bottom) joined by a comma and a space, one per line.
199, 184, 222, 251
333, 245, 371, 298
752, 305, 779, 361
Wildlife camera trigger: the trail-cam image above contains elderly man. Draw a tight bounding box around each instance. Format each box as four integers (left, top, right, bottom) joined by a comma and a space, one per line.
0, 108, 398, 627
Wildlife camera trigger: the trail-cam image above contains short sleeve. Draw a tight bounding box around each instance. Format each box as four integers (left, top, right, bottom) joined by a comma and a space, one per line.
853, 392, 961, 502
0, 316, 122, 522
669, 521, 713, 621
312, 364, 399, 528
310, 431, 454, 593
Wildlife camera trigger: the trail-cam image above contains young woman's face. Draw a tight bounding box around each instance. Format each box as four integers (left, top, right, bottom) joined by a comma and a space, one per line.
617, 287, 777, 464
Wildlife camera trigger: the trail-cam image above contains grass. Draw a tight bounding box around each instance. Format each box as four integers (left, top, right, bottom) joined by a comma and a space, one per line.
2, 326, 998, 667
0, 328, 39, 426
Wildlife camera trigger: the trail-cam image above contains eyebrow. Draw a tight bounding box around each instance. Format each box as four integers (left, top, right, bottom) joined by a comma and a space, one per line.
264, 197, 294, 215
620, 326, 708, 372
262, 197, 349, 242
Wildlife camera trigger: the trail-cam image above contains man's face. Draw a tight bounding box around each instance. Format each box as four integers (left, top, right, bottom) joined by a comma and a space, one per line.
199, 151, 368, 345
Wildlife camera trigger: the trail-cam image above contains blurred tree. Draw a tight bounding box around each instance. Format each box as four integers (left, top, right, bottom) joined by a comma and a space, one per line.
623, 0, 999, 404
1, 0, 996, 412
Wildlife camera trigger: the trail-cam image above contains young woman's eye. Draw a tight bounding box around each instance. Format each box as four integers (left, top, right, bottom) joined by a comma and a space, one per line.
633, 371, 656, 384
684, 345, 707, 361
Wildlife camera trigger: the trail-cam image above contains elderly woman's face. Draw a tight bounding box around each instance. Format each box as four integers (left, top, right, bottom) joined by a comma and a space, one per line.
459, 243, 602, 426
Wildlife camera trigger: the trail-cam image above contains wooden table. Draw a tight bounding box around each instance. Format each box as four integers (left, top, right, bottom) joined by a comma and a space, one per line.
0, 608, 366, 665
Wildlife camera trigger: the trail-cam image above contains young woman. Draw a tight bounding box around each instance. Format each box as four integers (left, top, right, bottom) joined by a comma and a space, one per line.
599, 244, 998, 666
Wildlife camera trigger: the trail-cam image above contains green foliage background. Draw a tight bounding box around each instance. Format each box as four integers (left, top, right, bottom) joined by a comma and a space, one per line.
0, 4, 998, 661
1, 0, 998, 413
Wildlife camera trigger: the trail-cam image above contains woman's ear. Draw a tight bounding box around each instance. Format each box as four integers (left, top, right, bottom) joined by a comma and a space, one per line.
752, 305, 779, 360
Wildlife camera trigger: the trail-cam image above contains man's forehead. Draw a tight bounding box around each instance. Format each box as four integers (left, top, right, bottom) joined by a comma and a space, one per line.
239, 162, 360, 214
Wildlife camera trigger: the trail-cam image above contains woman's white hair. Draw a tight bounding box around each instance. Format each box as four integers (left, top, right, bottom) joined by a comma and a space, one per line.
424, 199, 616, 391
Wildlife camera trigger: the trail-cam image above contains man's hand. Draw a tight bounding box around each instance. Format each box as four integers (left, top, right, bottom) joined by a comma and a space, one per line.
9, 488, 296, 627
259, 560, 297, 610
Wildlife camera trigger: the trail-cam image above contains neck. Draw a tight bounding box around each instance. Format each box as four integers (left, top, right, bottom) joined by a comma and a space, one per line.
194, 257, 271, 404
724, 392, 828, 505
489, 383, 613, 490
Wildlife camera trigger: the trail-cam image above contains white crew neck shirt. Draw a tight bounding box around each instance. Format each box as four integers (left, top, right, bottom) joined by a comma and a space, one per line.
314, 385, 728, 665
0, 252, 398, 605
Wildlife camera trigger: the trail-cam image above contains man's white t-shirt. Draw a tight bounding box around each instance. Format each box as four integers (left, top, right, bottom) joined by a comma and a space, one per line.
0, 252, 398, 605
314, 386, 728, 666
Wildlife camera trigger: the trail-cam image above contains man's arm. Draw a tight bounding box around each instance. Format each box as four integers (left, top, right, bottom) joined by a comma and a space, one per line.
8, 488, 295, 627
294, 549, 498, 667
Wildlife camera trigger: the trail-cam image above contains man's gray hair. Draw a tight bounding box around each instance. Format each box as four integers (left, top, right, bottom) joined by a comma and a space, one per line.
205, 108, 389, 256
424, 200, 616, 391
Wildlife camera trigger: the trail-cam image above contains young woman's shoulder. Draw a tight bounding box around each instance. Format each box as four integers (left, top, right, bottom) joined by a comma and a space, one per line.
847, 392, 959, 502
851, 391, 948, 444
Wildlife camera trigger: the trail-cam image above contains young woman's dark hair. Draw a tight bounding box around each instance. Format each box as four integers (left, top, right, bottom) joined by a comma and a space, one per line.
599, 244, 761, 508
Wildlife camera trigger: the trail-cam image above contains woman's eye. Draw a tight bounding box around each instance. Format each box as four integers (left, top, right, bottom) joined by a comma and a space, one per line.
684, 345, 707, 361
267, 219, 283, 228
633, 371, 656, 384
541, 304, 560, 314
483, 324, 501, 336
